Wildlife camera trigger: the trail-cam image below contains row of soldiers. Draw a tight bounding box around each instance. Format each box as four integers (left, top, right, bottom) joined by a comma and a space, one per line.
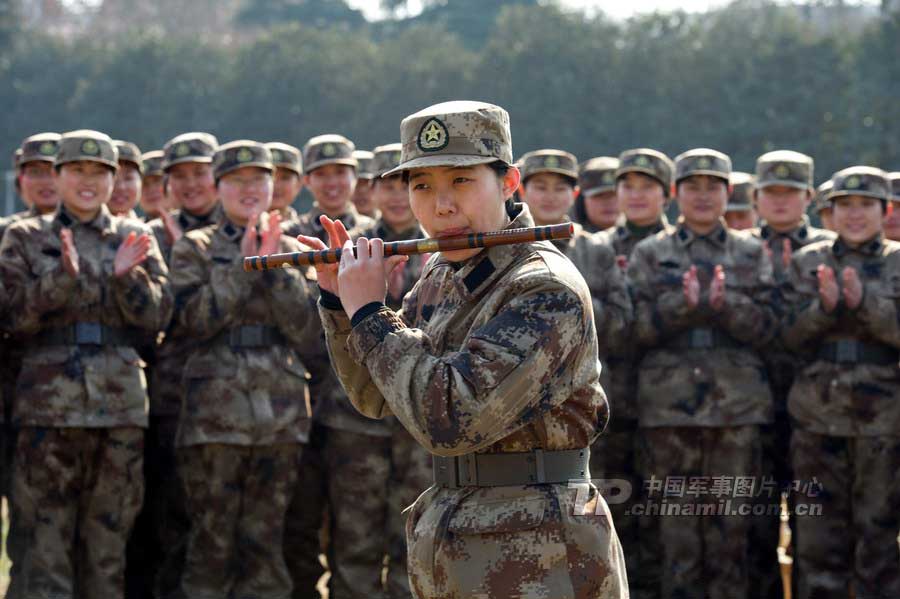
1, 126, 899, 599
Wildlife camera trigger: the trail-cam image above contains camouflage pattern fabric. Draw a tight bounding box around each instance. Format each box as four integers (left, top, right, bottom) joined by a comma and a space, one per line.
320, 203, 627, 598
178, 443, 301, 599
790, 429, 900, 599
0, 204, 172, 428
639, 425, 762, 599
628, 219, 777, 428
168, 218, 319, 447
9, 426, 144, 599
148, 205, 221, 268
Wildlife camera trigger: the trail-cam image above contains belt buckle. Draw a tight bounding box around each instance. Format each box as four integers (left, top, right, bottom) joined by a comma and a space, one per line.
835, 339, 859, 364
692, 328, 713, 349
74, 322, 103, 345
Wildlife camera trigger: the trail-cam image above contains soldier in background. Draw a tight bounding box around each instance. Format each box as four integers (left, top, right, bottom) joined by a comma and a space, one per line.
723, 171, 757, 230
748, 151, 835, 599
170, 140, 319, 599
628, 148, 776, 598
283, 134, 373, 599
1, 133, 62, 238
140, 150, 166, 222
110, 140, 143, 219
815, 180, 835, 231
0, 129, 172, 598
781, 166, 900, 599
267, 142, 304, 225
598, 147, 675, 599
883, 172, 900, 241
351, 149, 378, 219
574, 156, 621, 232
308, 99, 627, 599
519, 148, 635, 579
146, 131, 220, 599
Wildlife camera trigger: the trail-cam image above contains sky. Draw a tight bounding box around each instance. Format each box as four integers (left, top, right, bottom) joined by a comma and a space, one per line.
345, 0, 734, 20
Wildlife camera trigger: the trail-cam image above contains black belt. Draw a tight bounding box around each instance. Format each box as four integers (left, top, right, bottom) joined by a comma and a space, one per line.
34, 322, 134, 347
218, 325, 285, 349
433, 448, 590, 488
670, 327, 741, 350
818, 340, 899, 366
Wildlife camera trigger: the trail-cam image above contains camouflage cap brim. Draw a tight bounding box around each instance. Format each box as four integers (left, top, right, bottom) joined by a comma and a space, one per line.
582, 184, 616, 197
758, 179, 810, 191
382, 154, 502, 178
164, 155, 214, 171
616, 165, 666, 186
216, 160, 274, 181
304, 157, 357, 175
827, 189, 888, 202
523, 167, 578, 182
676, 170, 730, 183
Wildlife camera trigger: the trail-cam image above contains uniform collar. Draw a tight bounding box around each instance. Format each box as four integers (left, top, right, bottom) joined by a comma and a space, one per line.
177, 204, 221, 231
675, 218, 728, 248
614, 213, 668, 241
443, 202, 536, 301
832, 234, 884, 258
758, 215, 811, 244
309, 202, 363, 230
54, 203, 114, 234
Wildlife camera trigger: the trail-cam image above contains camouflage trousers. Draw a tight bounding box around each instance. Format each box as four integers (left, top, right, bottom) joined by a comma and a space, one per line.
639, 425, 762, 599
405, 483, 629, 599
590, 419, 642, 596
179, 443, 300, 599
790, 429, 900, 599
8, 426, 144, 599
284, 423, 329, 599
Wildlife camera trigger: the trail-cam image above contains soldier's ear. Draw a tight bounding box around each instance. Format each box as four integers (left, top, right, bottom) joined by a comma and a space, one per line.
502, 166, 521, 199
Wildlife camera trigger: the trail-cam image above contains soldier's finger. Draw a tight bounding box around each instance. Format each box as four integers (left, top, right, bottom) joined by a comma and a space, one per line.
385, 255, 408, 275
339, 239, 354, 267
320, 216, 341, 250
356, 236, 370, 261
333, 219, 351, 247
296, 235, 327, 251
370, 238, 384, 261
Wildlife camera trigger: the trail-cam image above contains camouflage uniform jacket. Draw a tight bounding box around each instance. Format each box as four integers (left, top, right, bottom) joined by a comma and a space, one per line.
284, 202, 379, 434
320, 202, 607, 455
274, 205, 300, 224
169, 218, 320, 446
0, 205, 173, 428
596, 214, 672, 424
148, 204, 223, 415
148, 205, 222, 266
554, 223, 633, 421
0, 206, 42, 242
628, 219, 777, 428
781, 235, 900, 437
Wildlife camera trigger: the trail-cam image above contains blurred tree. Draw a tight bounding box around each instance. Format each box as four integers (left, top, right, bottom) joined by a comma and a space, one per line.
235, 0, 365, 29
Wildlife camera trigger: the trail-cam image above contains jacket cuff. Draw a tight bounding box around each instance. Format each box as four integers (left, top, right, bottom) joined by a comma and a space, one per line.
318, 287, 344, 311
347, 308, 406, 364
350, 301, 385, 328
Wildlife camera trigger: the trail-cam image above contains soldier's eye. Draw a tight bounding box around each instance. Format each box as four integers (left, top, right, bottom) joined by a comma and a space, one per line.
453, 177, 470, 184
412, 183, 429, 191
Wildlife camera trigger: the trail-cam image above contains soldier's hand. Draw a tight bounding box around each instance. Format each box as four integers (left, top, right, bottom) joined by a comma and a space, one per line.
161, 209, 182, 245
60, 228, 80, 278
258, 211, 281, 258
709, 264, 726, 311
240, 213, 261, 258
338, 237, 407, 320
782, 238, 792, 270
683, 265, 700, 309
387, 259, 407, 302
817, 264, 839, 313
296, 215, 352, 295
114, 231, 151, 277
841, 266, 863, 310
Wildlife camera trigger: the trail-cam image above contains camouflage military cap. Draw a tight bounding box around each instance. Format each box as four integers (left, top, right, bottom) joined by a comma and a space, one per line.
353, 150, 376, 179
373, 143, 403, 177
55, 129, 118, 171
519, 149, 579, 183
19, 132, 61, 167
616, 148, 675, 196
755, 150, 814, 190
579, 156, 619, 196
384, 100, 513, 177
265, 142, 303, 176
213, 140, 274, 182
113, 140, 143, 173
162, 132, 219, 171
674, 148, 732, 183
727, 172, 756, 212
813, 180, 833, 213
141, 150, 165, 177
302, 134, 357, 175
828, 166, 891, 202
888, 172, 900, 202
